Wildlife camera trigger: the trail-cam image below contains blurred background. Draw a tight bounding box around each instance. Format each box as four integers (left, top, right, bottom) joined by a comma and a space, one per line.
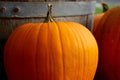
95, 0, 120, 14
96, 0, 120, 4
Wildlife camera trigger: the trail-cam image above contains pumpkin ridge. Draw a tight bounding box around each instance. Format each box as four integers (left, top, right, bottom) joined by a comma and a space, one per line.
71, 22, 98, 80
94, 10, 111, 45
63, 22, 80, 80
73, 23, 90, 79
20, 23, 40, 80
73, 23, 87, 80
22, 24, 36, 80
54, 22, 65, 80
34, 23, 43, 80
65, 22, 87, 80
48, 22, 55, 80
65, 22, 82, 80
10, 23, 34, 79
113, 8, 120, 80
46, 22, 51, 80
72, 23, 87, 80
63, 22, 82, 80
19, 23, 35, 80
65, 22, 80, 80
39, 23, 53, 80
47, 22, 64, 80
110, 21, 120, 80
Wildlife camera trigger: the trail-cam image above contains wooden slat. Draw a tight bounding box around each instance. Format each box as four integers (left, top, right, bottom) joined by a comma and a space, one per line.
0, 1, 95, 18
0, 14, 94, 39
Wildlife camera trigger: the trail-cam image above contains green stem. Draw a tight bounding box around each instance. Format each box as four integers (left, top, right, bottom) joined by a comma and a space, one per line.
44, 3, 55, 22
102, 2, 109, 12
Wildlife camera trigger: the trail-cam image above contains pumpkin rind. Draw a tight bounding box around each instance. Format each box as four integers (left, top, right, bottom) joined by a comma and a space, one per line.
4, 22, 98, 80
93, 13, 104, 32
93, 6, 120, 80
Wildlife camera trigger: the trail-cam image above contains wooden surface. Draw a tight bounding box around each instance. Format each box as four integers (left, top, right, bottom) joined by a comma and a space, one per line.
0, 15, 94, 39
0, 0, 95, 80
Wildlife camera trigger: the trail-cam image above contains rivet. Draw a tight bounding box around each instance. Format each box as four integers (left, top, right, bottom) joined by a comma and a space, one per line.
13, 7, 20, 13
0, 7, 6, 13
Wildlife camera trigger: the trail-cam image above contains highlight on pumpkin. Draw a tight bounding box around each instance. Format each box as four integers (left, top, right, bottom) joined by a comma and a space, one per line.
4, 3, 98, 80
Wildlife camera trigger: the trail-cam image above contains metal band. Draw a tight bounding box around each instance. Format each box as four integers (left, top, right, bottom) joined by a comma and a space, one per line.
0, 1, 96, 18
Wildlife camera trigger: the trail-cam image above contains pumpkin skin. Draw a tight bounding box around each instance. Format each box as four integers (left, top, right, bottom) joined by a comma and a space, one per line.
4, 22, 98, 80
93, 6, 120, 80
93, 13, 104, 32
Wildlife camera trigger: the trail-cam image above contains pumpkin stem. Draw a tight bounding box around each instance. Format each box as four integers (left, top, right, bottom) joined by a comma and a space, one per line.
44, 3, 55, 22
101, 0, 109, 12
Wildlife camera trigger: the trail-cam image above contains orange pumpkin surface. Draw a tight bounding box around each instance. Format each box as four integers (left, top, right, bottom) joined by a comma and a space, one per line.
93, 13, 104, 32
93, 5, 120, 80
4, 4, 98, 80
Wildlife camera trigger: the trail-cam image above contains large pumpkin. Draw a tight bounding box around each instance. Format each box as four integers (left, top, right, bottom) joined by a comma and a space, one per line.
93, 5, 120, 80
4, 4, 98, 80
92, 1, 109, 32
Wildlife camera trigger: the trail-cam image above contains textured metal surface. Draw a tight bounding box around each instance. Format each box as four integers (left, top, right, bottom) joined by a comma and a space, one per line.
0, 1, 96, 18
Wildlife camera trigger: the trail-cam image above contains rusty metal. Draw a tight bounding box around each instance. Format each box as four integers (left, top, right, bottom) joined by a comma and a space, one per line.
13, 7, 20, 13
0, 7, 6, 13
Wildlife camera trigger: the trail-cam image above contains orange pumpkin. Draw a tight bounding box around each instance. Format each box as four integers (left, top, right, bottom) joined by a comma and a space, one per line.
93, 5, 120, 80
4, 4, 98, 80
92, 2, 109, 32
